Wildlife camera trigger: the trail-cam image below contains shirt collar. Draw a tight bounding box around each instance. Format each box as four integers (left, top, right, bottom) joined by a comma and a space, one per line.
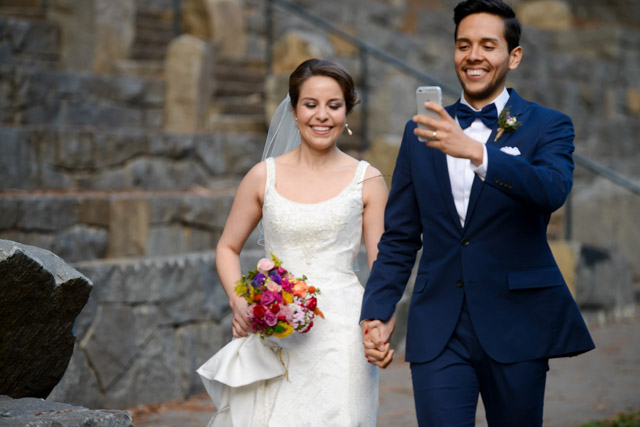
460, 87, 510, 114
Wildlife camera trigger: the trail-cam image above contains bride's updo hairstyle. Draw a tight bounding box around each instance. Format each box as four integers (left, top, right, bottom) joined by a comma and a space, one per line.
288, 58, 360, 114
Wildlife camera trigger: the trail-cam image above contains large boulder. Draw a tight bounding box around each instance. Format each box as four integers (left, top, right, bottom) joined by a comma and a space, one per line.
0, 240, 92, 398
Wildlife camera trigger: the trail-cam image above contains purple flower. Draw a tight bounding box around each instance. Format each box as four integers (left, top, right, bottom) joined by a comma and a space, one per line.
264, 311, 278, 327
251, 273, 266, 287
269, 272, 282, 285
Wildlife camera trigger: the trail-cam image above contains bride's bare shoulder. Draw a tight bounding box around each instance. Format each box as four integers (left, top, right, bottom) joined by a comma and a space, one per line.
241, 161, 268, 187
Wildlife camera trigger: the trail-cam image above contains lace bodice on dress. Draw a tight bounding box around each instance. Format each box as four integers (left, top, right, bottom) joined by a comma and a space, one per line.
262, 157, 369, 279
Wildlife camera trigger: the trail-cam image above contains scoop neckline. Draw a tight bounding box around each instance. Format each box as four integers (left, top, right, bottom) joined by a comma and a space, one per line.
270, 159, 364, 206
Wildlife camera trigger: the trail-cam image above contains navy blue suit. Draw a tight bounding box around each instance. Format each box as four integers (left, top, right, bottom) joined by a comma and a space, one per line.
361, 89, 594, 424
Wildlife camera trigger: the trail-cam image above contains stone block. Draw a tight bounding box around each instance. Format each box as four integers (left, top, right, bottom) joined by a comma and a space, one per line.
93, 0, 136, 74
176, 320, 232, 396
164, 34, 213, 133
102, 327, 182, 408
205, 0, 247, 58
264, 73, 289, 126
0, 395, 133, 427
81, 303, 162, 390
570, 178, 640, 279
47, 0, 97, 71
0, 127, 33, 191
51, 225, 109, 263
271, 30, 335, 75
0, 239, 92, 398
517, 0, 573, 31
78, 197, 110, 227
47, 344, 102, 409
107, 198, 150, 258
16, 196, 80, 232
181, 0, 211, 39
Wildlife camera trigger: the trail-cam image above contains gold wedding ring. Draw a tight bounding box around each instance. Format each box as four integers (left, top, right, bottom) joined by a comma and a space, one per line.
432, 130, 437, 139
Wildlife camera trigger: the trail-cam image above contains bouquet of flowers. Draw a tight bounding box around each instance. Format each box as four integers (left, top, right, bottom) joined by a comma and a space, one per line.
235, 253, 324, 339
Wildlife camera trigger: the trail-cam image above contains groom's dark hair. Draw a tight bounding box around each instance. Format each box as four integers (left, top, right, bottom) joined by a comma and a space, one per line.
289, 58, 360, 114
453, 0, 521, 53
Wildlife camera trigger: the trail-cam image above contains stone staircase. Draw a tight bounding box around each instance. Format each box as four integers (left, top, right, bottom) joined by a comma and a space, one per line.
0, 3, 268, 410
207, 56, 267, 133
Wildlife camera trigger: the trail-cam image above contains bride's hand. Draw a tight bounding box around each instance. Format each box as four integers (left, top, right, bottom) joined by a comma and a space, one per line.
230, 296, 251, 338
363, 327, 395, 368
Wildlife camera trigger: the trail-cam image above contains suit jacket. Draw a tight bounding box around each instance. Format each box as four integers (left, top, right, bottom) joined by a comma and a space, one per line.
361, 89, 595, 364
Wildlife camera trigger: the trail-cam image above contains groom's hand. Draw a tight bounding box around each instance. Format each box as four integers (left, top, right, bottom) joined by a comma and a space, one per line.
361, 315, 397, 368
412, 101, 484, 166
364, 329, 395, 368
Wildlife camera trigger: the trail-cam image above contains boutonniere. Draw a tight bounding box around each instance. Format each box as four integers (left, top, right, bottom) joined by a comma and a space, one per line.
495, 106, 523, 142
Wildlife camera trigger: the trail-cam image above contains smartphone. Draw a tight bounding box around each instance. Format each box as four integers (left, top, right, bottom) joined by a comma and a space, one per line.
416, 86, 442, 142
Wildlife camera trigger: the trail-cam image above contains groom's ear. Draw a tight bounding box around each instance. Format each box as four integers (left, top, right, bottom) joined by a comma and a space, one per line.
509, 46, 523, 70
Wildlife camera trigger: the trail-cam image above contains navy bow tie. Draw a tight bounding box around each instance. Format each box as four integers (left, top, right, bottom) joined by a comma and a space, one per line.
456, 103, 498, 129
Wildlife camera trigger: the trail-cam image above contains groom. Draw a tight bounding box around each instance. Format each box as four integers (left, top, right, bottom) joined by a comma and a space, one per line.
360, 0, 594, 425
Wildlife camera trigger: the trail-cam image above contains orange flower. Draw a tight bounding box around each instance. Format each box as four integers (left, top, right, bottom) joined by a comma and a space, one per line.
293, 281, 308, 298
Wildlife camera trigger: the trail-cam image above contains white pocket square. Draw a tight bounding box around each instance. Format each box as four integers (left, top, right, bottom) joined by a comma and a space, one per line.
500, 146, 521, 156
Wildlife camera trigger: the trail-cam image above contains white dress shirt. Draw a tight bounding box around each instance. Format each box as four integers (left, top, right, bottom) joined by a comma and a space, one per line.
448, 87, 510, 227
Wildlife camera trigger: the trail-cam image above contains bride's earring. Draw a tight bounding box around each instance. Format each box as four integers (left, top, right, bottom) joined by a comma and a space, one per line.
345, 123, 353, 136
295, 117, 300, 134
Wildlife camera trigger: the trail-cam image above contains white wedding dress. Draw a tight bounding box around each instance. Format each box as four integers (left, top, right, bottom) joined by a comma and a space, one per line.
198, 157, 379, 427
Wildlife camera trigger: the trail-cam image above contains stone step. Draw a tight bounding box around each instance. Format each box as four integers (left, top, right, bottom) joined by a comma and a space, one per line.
130, 43, 168, 61
0, 66, 164, 128
213, 80, 264, 97
0, 16, 60, 65
0, 3, 46, 20
135, 7, 174, 30
115, 59, 164, 80
0, 126, 264, 192
133, 26, 174, 46
0, 187, 257, 264
209, 93, 265, 115
206, 114, 267, 133
213, 63, 266, 84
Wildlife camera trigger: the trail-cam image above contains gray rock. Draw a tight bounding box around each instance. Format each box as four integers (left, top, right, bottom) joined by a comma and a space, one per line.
0, 395, 133, 427
0, 240, 92, 398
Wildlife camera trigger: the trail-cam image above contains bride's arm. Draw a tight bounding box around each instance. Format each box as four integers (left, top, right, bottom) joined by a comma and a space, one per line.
216, 162, 267, 338
361, 166, 388, 271
361, 165, 395, 367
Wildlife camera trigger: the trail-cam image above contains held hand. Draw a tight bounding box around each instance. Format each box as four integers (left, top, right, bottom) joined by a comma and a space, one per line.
230, 296, 251, 338
364, 328, 395, 368
412, 101, 484, 166
361, 315, 397, 368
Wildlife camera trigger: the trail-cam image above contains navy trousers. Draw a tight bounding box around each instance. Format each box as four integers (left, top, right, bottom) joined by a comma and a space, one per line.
410, 300, 549, 427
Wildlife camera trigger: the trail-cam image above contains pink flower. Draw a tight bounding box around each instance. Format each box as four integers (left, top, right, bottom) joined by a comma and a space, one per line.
257, 258, 275, 274
264, 310, 278, 326
279, 305, 293, 322
267, 281, 282, 293
261, 291, 276, 306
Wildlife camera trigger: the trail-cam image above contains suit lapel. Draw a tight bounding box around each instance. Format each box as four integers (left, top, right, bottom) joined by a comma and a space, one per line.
463, 89, 523, 230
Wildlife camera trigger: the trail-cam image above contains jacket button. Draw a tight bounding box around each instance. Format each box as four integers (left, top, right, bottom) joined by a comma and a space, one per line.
461, 239, 470, 246
457, 280, 464, 288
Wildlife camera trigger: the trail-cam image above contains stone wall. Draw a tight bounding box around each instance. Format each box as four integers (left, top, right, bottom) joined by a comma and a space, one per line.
0, 127, 262, 191
48, 250, 263, 409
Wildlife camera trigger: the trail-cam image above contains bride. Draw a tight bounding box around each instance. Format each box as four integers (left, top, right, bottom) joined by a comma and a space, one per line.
203, 59, 390, 426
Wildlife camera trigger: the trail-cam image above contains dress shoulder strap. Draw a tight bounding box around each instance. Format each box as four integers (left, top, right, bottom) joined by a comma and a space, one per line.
265, 157, 276, 191
354, 160, 370, 187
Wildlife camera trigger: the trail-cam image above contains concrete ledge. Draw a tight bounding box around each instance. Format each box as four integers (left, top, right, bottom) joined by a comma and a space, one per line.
0, 395, 133, 427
